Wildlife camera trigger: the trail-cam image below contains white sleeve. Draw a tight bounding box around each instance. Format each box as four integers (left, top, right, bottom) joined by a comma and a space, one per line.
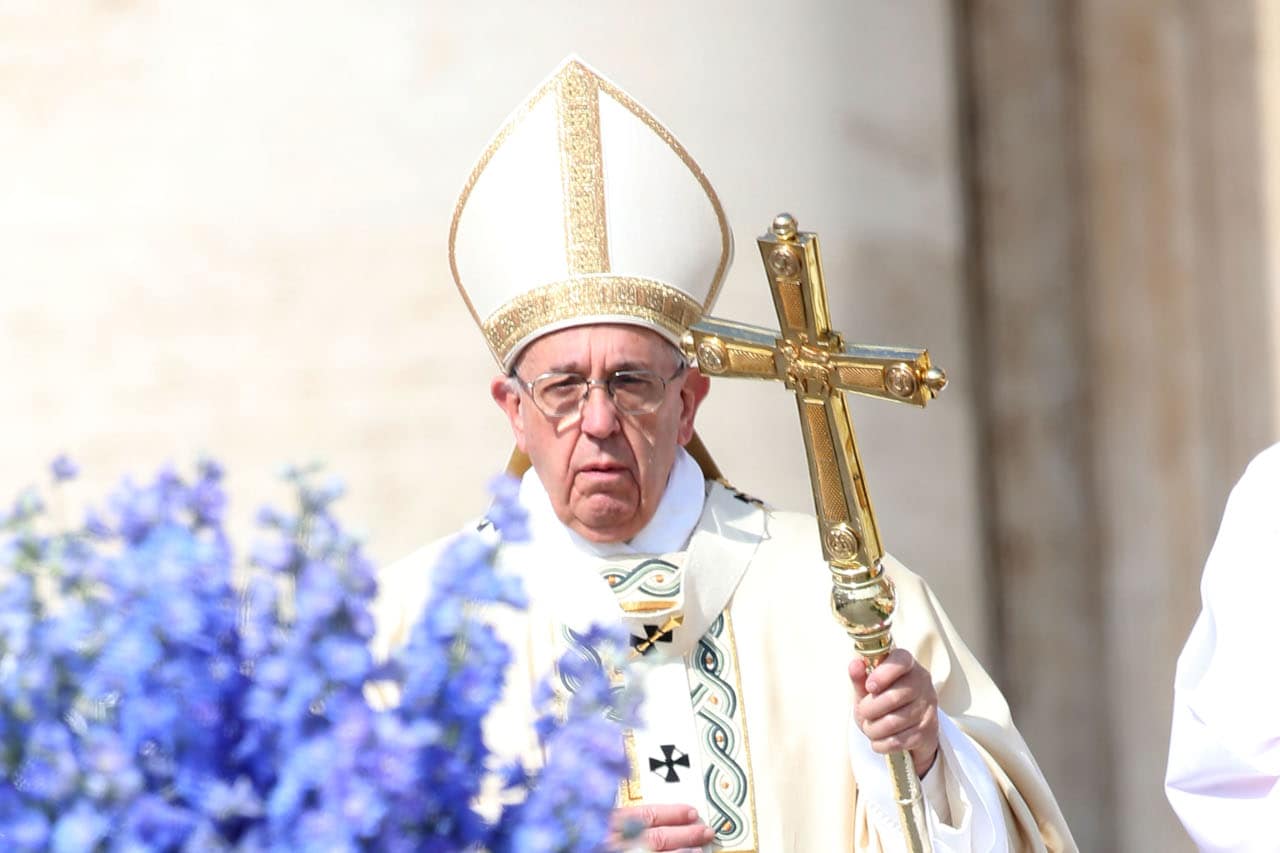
1165, 445, 1280, 851
849, 707, 1010, 852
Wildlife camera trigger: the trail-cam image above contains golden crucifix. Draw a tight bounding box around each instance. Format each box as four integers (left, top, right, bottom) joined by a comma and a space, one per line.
681, 213, 947, 853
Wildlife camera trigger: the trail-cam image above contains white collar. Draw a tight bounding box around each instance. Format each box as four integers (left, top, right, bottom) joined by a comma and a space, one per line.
517, 446, 707, 559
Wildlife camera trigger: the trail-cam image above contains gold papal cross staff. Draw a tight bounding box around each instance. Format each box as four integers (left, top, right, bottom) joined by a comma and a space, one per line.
681, 214, 948, 853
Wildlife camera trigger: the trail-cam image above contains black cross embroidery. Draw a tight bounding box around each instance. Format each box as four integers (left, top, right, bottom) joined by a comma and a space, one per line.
649, 744, 690, 783
630, 623, 676, 655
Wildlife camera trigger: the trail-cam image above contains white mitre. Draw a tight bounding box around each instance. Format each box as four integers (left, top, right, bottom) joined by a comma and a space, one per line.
448, 55, 734, 371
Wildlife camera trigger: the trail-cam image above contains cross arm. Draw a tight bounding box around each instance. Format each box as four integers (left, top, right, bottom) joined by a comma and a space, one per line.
682, 318, 948, 407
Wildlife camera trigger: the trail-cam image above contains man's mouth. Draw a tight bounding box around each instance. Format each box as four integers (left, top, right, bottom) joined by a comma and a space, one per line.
577, 462, 628, 478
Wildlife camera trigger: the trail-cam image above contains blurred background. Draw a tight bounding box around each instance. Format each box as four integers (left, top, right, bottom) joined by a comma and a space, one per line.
3, 1, 1275, 848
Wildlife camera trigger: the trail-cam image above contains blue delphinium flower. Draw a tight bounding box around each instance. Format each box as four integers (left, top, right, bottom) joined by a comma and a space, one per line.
495, 621, 638, 853
0, 462, 638, 851
2, 462, 252, 850
49, 454, 78, 483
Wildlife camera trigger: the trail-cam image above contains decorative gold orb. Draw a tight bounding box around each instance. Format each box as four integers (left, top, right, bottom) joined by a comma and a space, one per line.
771, 212, 798, 240
923, 366, 948, 393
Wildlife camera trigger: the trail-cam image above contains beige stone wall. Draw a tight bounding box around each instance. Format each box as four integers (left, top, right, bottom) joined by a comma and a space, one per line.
0, 0, 985, 636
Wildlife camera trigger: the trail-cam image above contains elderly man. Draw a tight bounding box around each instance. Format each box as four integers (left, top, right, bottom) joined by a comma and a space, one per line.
375, 58, 1074, 852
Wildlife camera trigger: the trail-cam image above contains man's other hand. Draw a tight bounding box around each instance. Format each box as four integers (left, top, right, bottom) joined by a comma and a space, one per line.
849, 648, 940, 778
610, 803, 715, 852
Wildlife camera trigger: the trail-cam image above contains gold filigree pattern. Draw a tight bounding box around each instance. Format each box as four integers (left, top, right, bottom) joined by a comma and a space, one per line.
802, 400, 850, 525
834, 363, 884, 393
483, 276, 702, 363
556, 64, 609, 275
725, 347, 775, 378
777, 279, 807, 332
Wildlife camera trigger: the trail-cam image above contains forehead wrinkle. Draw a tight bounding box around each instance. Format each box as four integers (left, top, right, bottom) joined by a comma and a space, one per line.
521, 326, 681, 376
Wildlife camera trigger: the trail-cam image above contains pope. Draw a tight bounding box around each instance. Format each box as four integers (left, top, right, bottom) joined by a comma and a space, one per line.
375, 57, 1075, 853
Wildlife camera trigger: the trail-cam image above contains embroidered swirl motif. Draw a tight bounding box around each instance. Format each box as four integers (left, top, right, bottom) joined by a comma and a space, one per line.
600, 557, 682, 599
690, 614, 757, 850
558, 626, 627, 724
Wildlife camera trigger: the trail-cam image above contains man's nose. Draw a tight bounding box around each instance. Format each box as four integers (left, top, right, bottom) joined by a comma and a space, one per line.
578, 383, 620, 437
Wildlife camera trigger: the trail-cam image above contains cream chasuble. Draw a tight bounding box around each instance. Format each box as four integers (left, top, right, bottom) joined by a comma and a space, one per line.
373, 449, 1075, 852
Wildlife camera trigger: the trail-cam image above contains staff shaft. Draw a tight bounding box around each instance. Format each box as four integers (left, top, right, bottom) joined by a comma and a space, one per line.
682, 213, 946, 853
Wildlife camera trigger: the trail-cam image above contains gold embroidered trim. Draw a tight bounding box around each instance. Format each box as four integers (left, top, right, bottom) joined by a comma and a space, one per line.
620, 730, 644, 806
557, 63, 610, 275
722, 610, 760, 853
483, 276, 702, 365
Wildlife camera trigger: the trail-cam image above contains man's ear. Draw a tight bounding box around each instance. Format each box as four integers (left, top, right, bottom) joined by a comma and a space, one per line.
490, 375, 528, 453
676, 367, 711, 446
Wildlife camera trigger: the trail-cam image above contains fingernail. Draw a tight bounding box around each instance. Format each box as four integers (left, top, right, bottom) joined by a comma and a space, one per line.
685, 808, 699, 822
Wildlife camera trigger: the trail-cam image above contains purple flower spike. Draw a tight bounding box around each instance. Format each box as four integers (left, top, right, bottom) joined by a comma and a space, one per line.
50, 454, 79, 482
0, 459, 637, 852
486, 474, 530, 542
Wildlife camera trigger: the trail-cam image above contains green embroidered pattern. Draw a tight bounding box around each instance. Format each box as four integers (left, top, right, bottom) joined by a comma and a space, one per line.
599, 557, 681, 598
690, 613, 756, 850
558, 625, 627, 724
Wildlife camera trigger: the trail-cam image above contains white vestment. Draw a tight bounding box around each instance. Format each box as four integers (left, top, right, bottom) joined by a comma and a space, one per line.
374, 450, 1075, 852
1166, 442, 1280, 851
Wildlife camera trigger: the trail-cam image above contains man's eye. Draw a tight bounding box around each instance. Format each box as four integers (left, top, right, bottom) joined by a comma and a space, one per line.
543, 377, 584, 394
612, 374, 654, 389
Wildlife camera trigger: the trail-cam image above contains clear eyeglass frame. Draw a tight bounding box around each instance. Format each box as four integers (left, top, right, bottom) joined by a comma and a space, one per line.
513, 362, 687, 419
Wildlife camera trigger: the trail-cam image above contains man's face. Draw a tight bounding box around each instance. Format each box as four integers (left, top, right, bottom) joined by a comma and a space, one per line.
491, 324, 710, 543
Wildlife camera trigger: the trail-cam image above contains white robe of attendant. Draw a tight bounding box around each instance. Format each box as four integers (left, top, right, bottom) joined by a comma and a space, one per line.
374, 449, 1075, 852
1166, 442, 1280, 851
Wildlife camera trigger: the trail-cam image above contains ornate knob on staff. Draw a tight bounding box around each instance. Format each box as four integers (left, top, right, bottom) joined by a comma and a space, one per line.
681, 214, 946, 853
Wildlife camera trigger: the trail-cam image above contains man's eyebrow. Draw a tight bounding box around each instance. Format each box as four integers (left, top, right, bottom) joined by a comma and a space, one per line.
539, 359, 655, 374
607, 360, 652, 373
542, 361, 588, 374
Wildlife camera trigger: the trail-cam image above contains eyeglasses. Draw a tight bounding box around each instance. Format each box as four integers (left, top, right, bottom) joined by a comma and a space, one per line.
513, 362, 686, 419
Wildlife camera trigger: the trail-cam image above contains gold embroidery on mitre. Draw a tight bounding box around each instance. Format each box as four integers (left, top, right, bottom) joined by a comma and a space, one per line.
483, 276, 702, 364
556, 63, 609, 276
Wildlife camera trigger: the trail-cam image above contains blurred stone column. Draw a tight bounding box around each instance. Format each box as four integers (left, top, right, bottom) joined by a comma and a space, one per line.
956, 1, 1276, 850
1079, 3, 1274, 850
950, 2, 1112, 848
